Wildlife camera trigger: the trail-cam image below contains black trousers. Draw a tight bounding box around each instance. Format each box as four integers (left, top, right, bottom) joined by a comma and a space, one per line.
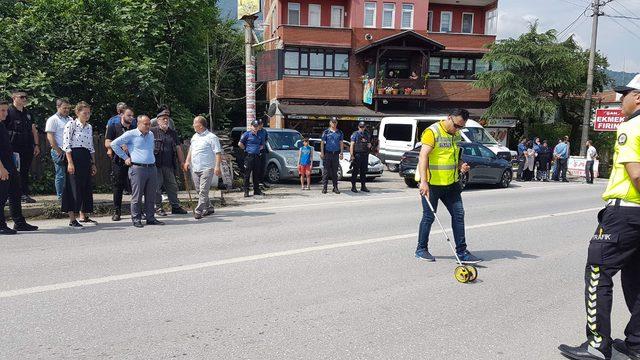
351, 153, 368, 187
586, 160, 595, 183
17, 149, 33, 196
322, 152, 340, 189
111, 160, 130, 213
0, 168, 26, 227
258, 152, 267, 184
583, 204, 640, 353
243, 153, 260, 192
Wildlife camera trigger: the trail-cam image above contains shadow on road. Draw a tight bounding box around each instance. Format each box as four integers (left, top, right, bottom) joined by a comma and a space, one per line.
434, 249, 538, 263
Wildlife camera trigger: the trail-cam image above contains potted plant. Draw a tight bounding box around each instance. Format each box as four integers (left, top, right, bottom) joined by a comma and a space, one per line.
391, 83, 399, 95
421, 73, 430, 96
404, 87, 413, 95
384, 86, 393, 95
376, 70, 386, 95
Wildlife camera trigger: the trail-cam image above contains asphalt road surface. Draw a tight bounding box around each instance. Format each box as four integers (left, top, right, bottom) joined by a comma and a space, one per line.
0, 175, 629, 359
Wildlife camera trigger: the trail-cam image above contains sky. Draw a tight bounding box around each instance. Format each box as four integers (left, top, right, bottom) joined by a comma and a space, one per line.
219, 0, 640, 73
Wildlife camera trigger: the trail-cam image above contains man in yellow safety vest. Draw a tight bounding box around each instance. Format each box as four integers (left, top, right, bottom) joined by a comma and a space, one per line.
415, 108, 481, 264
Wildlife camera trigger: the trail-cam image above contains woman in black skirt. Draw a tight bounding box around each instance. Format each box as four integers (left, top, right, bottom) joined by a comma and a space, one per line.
61, 101, 97, 229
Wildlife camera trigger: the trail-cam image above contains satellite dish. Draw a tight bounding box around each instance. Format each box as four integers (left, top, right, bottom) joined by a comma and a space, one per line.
267, 102, 277, 117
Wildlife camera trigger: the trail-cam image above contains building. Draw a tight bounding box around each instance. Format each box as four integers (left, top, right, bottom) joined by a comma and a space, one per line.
259, 0, 499, 136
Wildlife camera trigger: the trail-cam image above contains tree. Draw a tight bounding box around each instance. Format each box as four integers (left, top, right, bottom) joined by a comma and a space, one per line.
474, 23, 610, 142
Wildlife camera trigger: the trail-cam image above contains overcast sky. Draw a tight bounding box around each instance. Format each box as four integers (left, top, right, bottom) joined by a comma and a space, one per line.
497, 0, 640, 73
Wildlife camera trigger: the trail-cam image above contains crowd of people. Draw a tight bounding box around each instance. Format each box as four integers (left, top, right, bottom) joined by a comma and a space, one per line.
515, 135, 598, 183
0, 89, 225, 233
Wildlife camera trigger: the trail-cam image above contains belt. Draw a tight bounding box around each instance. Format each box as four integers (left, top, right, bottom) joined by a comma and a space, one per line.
132, 163, 155, 168
607, 199, 640, 207
325, 151, 341, 155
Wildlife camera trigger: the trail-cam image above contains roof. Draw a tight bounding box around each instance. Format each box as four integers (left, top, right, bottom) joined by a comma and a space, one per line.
355, 30, 446, 55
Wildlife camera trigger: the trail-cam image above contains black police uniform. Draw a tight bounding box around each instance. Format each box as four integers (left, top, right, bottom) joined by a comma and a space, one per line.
0, 120, 28, 229
5, 105, 35, 197
240, 130, 263, 195
105, 121, 133, 215
351, 130, 371, 191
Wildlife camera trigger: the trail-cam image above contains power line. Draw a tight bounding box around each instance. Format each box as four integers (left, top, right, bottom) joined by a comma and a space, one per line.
614, 0, 640, 20
557, 5, 590, 38
559, 0, 591, 8
603, 14, 640, 20
607, 15, 640, 42
604, 2, 640, 31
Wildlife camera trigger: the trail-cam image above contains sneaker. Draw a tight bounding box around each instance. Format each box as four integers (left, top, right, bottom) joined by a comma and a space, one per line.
156, 208, 168, 217
254, 190, 264, 196
204, 208, 215, 216
415, 250, 436, 262
558, 341, 610, 360
0, 226, 17, 235
69, 220, 84, 229
194, 212, 203, 220
132, 220, 144, 228
146, 219, 165, 226
244, 191, 251, 198
112, 213, 121, 221
322, 188, 328, 194
332, 188, 340, 194
171, 207, 188, 215
14, 223, 39, 231
351, 186, 358, 193
79, 217, 98, 224
21, 195, 36, 204
458, 250, 482, 264
613, 339, 640, 360
360, 187, 370, 193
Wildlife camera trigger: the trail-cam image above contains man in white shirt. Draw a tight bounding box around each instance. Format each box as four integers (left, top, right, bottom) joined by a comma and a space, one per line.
183, 116, 222, 220
45, 98, 72, 199
586, 140, 598, 184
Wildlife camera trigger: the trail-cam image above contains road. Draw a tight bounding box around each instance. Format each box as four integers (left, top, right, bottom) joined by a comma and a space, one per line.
0, 174, 630, 359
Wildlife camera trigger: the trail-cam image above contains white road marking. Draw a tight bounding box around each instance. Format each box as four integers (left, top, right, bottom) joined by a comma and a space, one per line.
0, 206, 600, 299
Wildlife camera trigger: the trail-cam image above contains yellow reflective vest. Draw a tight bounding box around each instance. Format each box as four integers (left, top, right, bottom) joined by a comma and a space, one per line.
416, 121, 461, 186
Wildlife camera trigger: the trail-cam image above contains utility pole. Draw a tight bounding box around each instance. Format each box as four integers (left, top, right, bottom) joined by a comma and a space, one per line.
580, 0, 608, 156
243, 16, 258, 130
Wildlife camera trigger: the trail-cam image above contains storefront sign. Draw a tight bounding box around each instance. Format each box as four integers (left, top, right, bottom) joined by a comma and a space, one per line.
238, 0, 260, 19
288, 114, 381, 122
568, 156, 599, 178
480, 119, 518, 128
594, 108, 625, 132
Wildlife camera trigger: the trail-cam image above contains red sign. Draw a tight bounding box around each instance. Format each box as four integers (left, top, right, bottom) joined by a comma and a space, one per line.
594, 108, 625, 132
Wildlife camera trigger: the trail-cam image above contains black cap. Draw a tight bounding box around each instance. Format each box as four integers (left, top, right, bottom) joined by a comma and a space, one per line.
251, 119, 260, 126
257, 118, 264, 125
358, 121, 366, 127
156, 110, 170, 119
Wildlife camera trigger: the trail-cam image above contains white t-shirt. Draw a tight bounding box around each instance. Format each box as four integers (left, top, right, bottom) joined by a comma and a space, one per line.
587, 146, 598, 161
190, 130, 222, 172
45, 113, 72, 148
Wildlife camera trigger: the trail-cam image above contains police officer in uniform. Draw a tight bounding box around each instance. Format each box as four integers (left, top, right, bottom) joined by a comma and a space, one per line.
415, 108, 481, 264
350, 121, 371, 193
559, 75, 640, 360
239, 120, 264, 197
105, 106, 135, 221
321, 119, 344, 194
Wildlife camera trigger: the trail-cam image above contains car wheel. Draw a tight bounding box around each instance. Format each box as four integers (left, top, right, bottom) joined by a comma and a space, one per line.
387, 163, 399, 172
337, 166, 343, 180
459, 172, 469, 191
266, 163, 280, 184
404, 177, 418, 188
499, 169, 512, 188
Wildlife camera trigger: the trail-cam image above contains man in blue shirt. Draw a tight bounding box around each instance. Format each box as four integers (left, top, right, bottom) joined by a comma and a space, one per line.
552, 136, 570, 182
257, 118, 270, 189
239, 120, 264, 197
321, 119, 344, 194
516, 137, 527, 181
110, 115, 164, 227
106, 102, 137, 129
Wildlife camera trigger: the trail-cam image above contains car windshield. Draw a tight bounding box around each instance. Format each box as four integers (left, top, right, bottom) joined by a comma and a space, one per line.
461, 127, 499, 145
268, 131, 303, 150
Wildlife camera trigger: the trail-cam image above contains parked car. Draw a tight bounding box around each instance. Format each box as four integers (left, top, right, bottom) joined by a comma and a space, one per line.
307, 139, 384, 181
399, 142, 512, 190
379, 116, 513, 172
231, 127, 323, 183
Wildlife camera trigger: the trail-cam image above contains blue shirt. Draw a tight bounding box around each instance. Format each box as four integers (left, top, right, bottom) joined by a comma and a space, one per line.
322, 129, 344, 152
110, 128, 156, 164
554, 142, 569, 159
257, 128, 269, 152
517, 143, 527, 157
299, 145, 312, 165
106, 115, 137, 129
240, 130, 263, 155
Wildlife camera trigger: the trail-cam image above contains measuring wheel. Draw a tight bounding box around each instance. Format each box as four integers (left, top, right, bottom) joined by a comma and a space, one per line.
465, 265, 478, 282
454, 266, 471, 283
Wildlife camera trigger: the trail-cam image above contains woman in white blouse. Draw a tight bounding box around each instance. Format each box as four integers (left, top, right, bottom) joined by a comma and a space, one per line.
61, 101, 97, 229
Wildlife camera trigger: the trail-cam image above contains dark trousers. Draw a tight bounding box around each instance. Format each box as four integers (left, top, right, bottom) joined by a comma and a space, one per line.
322, 152, 340, 190
0, 169, 26, 227
243, 153, 260, 192
17, 149, 33, 196
586, 160, 595, 183
516, 157, 525, 180
351, 153, 368, 187
258, 152, 267, 184
583, 204, 640, 353
129, 165, 157, 222
111, 161, 130, 213
417, 182, 467, 255
61, 148, 93, 213
553, 158, 568, 180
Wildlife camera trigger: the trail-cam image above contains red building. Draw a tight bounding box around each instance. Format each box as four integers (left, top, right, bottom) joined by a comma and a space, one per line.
259, 0, 499, 134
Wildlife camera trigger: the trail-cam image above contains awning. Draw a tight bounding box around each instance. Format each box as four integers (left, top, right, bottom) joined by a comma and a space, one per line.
354, 30, 445, 55
279, 104, 385, 122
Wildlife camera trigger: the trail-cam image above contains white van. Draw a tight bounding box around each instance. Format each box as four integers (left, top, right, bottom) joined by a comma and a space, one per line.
378, 116, 513, 171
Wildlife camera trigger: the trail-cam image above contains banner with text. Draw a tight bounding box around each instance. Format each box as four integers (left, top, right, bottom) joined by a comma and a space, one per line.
594, 108, 625, 132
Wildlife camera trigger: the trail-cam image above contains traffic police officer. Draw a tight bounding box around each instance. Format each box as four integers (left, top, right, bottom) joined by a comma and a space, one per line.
415, 108, 481, 264
239, 120, 264, 197
321, 119, 344, 194
257, 118, 270, 189
560, 75, 640, 360
350, 121, 371, 193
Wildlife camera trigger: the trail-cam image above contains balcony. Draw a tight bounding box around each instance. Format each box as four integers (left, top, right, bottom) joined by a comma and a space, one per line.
278, 25, 352, 49
279, 76, 351, 101
427, 33, 496, 52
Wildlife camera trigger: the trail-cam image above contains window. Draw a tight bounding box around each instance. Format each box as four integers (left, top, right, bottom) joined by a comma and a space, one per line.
383, 124, 413, 142
428, 57, 441, 78
284, 48, 349, 78
462, 13, 474, 34
331, 6, 344, 28
485, 9, 498, 35
309, 4, 321, 27
478, 145, 497, 158
427, 11, 433, 31
475, 60, 490, 74
440, 11, 452, 32
382, 3, 395, 28
430, 56, 483, 80
401, 4, 414, 29
463, 128, 500, 146
288, 3, 300, 25
364, 2, 376, 28
383, 57, 410, 78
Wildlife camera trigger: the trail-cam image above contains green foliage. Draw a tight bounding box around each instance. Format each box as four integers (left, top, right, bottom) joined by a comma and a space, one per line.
475, 23, 612, 138
0, 0, 245, 136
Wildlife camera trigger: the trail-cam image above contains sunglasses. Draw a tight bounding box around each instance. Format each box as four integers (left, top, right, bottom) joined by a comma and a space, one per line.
452, 122, 465, 129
